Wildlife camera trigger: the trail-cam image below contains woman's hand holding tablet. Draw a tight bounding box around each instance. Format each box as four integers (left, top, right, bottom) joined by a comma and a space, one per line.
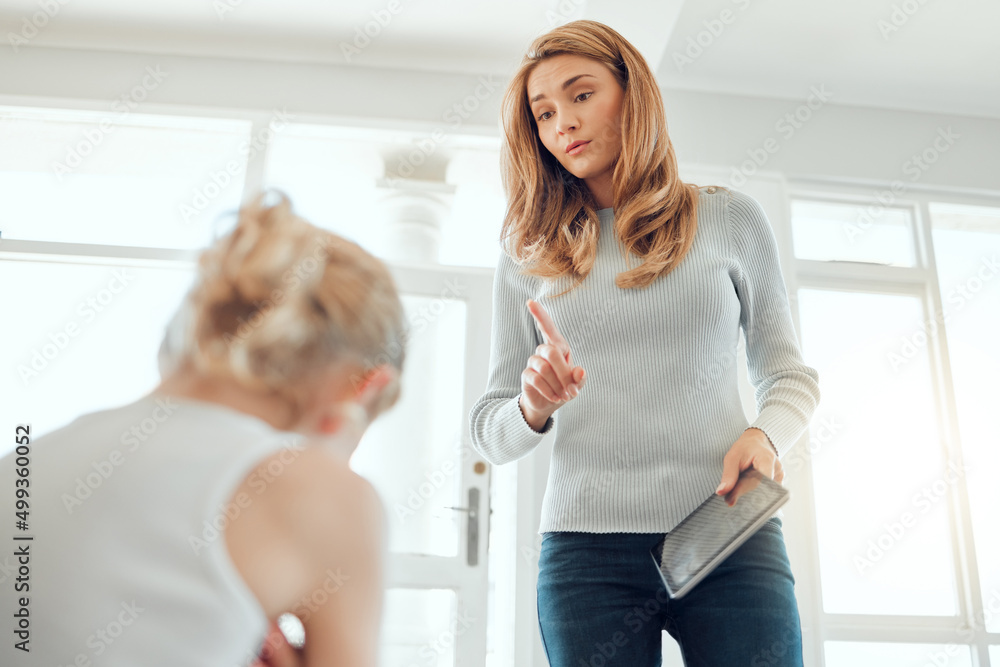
651, 468, 790, 599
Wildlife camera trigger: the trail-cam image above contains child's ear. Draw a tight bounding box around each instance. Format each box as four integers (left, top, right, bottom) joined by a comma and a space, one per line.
355, 364, 397, 408
314, 364, 397, 435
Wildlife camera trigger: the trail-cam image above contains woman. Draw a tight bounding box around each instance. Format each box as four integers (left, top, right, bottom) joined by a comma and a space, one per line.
469, 20, 820, 666
0, 193, 405, 666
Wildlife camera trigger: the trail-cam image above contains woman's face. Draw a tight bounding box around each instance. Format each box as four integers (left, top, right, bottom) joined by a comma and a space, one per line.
526, 53, 625, 187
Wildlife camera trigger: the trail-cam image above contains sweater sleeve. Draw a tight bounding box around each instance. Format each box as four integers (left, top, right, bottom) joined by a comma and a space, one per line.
726, 190, 821, 459
468, 249, 555, 465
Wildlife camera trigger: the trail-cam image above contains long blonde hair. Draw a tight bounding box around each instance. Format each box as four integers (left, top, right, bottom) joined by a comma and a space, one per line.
161, 192, 407, 424
500, 20, 719, 297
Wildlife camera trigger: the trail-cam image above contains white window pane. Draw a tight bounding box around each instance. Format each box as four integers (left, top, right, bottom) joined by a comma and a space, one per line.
350, 295, 467, 557
263, 124, 387, 255
930, 202, 1000, 631
791, 199, 916, 266
798, 288, 958, 615
0, 260, 195, 453
825, 641, 972, 667
0, 105, 250, 249
381, 589, 457, 667
441, 149, 505, 269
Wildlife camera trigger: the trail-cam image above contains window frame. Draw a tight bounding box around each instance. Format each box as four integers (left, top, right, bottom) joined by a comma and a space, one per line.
785, 175, 1000, 666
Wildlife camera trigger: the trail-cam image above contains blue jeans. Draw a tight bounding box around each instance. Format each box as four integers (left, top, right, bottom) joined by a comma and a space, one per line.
536, 517, 803, 667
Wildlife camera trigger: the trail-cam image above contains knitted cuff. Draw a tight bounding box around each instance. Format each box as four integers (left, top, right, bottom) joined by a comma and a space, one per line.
745, 426, 779, 457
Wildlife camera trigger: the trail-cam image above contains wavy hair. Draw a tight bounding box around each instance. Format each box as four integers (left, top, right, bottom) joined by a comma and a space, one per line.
500, 19, 725, 297
160, 191, 407, 425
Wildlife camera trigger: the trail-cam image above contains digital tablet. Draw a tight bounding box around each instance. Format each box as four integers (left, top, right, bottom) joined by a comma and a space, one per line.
650, 468, 789, 599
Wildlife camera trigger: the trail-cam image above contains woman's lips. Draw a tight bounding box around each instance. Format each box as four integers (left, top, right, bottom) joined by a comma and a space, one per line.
566, 140, 591, 155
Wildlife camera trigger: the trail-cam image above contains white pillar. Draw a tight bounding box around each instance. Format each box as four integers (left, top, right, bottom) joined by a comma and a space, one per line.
374, 177, 455, 264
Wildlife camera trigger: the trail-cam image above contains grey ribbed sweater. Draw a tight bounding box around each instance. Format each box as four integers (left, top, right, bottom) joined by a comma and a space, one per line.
468, 186, 820, 534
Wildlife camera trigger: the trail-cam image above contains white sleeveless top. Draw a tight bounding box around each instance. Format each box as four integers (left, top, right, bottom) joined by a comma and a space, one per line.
0, 392, 305, 666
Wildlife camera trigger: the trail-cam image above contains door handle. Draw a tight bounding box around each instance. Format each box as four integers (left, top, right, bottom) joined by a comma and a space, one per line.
444, 487, 480, 566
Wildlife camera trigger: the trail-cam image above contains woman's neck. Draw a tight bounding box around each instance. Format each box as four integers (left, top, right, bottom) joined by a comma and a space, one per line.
585, 171, 614, 210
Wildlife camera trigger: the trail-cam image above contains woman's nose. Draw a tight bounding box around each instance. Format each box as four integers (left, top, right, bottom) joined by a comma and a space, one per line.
556, 112, 579, 135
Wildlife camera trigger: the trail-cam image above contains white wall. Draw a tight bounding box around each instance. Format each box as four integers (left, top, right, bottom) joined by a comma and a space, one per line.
3, 45, 998, 195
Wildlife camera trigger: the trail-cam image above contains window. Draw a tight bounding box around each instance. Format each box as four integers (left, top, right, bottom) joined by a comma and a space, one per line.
789, 183, 1000, 665
0, 105, 249, 442
0, 105, 250, 249
790, 199, 917, 267
798, 288, 957, 617
928, 202, 1000, 634
0, 104, 509, 667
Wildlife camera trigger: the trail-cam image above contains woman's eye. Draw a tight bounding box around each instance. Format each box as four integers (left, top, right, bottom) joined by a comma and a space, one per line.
576, 92, 593, 102
538, 111, 553, 121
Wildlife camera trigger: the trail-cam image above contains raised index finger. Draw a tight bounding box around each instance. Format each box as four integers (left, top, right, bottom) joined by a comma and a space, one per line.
526, 299, 568, 351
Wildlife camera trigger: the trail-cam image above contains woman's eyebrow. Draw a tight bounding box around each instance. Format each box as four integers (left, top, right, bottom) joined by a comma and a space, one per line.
529, 73, 598, 104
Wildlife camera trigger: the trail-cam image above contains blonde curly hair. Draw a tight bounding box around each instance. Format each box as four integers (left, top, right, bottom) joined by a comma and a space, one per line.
159, 191, 407, 424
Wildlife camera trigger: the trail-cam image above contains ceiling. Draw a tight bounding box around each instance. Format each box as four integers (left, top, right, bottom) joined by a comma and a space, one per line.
0, 0, 996, 119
